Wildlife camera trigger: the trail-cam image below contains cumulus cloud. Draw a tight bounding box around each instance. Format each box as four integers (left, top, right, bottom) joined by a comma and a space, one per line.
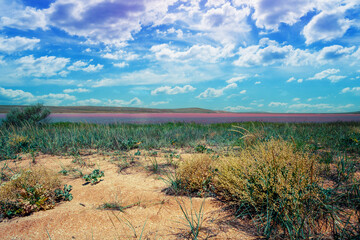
226, 75, 247, 83
63, 88, 90, 93
107, 97, 142, 106
77, 97, 142, 106
302, 4, 355, 44
46, 0, 177, 45
224, 105, 252, 112
341, 87, 360, 95
155, 1, 251, 45
0, 87, 75, 105
101, 50, 138, 61
269, 102, 288, 107
234, 38, 316, 67
76, 98, 102, 106
151, 85, 196, 95
15, 55, 70, 77
250, 0, 315, 31
113, 62, 129, 68
0, 0, 47, 30
255, 81, 261, 84
0, 36, 40, 53
318, 45, 356, 61
68, 60, 103, 72
150, 43, 234, 63
308, 68, 340, 80
328, 75, 346, 83
197, 83, 237, 99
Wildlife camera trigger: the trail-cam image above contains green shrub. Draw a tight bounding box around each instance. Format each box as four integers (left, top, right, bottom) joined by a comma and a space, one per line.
2, 103, 50, 127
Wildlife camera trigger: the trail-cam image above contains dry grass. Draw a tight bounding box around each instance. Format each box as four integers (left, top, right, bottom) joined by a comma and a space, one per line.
214, 139, 325, 238
177, 154, 215, 195
0, 167, 62, 218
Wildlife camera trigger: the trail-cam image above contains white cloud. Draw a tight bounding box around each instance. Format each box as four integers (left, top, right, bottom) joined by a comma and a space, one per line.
0, 0, 47, 30
46, 0, 177, 45
289, 103, 355, 112
234, 38, 316, 67
63, 88, 90, 93
206, 0, 226, 8
307, 96, 326, 101
0, 56, 5, 65
240, 90, 247, 94
155, 1, 251, 45
250, 0, 315, 31
318, 45, 356, 61
293, 98, 300, 101
328, 75, 346, 83
224, 105, 252, 112
0, 87, 34, 101
341, 87, 360, 95
113, 62, 129, 68
82, 64, 103, 72
101, 50, 138, 61
150, 43, 234, 63
76, 97, 142, 106
197, 83, 237, 99
107, 97, 142, 106
76, 98, 102, 106
226, 75, 247, 83
92, 63, 221, 87
0, 87, 75, 105
68, 61, 103, 72
286, 77, 296, 83
151, 101, 169, 106
308, 68, 340, 80
15, 55, 70, 77
269, 102, 288, 107
255, 81, 261, 84
302, 2, 356, 44
0, 36, 40, 53
151, 85, 196, 95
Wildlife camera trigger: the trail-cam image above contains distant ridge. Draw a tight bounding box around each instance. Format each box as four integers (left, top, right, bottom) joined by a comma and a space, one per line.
0, 105, 226, 114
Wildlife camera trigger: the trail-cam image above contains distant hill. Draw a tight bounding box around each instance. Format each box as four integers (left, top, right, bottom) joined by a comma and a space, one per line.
0, 105, 225, 114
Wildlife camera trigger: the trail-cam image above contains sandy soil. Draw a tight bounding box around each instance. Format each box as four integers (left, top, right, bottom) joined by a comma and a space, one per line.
0, 150, 258, 240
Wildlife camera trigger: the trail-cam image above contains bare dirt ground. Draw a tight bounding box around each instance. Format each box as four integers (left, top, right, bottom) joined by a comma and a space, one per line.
0, 149, 258, 240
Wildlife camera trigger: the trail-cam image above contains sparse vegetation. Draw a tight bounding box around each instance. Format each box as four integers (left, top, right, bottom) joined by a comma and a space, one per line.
0, 117, 359, 239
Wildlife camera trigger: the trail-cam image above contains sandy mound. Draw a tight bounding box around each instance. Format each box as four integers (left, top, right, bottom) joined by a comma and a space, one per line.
0, 150, 257, 239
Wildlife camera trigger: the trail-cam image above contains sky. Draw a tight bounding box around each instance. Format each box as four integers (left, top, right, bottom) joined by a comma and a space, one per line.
0, 0, 359, 113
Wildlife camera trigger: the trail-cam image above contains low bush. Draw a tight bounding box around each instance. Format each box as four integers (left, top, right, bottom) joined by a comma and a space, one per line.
214, 139, 330, 239
2, 103, 50, 127
0, 168, 71, 219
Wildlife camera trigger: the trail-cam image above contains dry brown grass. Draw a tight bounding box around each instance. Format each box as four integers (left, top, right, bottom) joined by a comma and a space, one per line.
0, 167, 62, 218
177, 154, 214, 195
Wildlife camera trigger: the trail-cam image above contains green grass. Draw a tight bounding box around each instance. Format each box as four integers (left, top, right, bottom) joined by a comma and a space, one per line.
0, 121, 359, 160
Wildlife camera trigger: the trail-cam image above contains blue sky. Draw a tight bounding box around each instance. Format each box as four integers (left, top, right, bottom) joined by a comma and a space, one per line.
0, 0, 359, 113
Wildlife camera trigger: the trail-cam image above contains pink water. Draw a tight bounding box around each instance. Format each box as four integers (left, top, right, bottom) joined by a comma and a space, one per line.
1, 113, 359, 123
50, 113, 360, 123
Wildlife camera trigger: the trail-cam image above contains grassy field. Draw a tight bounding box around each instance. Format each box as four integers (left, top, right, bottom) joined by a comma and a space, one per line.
0, 105, 224, 114
0, 121, 359, 239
